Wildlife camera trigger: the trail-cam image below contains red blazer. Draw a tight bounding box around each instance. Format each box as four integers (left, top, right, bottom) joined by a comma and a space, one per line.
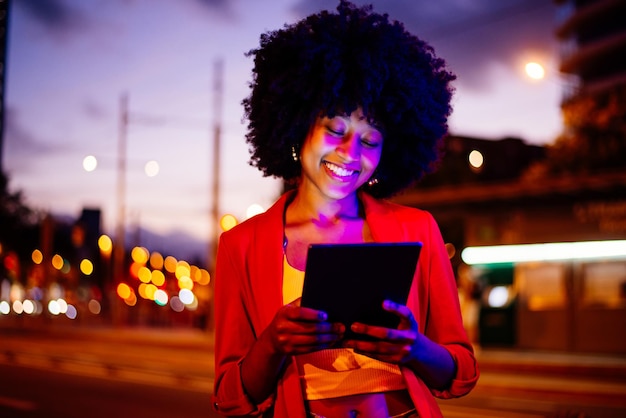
212, 191, 479, 417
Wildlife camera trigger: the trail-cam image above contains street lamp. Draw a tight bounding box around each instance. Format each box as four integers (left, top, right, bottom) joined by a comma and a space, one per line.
525, 62, 546, 80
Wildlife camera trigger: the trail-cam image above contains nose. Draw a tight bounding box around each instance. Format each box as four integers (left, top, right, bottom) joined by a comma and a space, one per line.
336, 132, 361, 162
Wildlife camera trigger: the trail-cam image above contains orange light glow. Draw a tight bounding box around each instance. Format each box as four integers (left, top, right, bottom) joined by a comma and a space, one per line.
175, 261, 191, 280
117, 283, 132, 300
151, 270, 165, 286
131, 246, 149, 264
31, 249, 43, 264
138, 266, 152, 283
98, 235, 113, 255
51, 254, 64, 270
220, 214, 238, 231
124, 292, 137, 306
149, 252, 164, 270
129, 262, 141, 279
80, 259, 94, 275
198, 269, 211, 285
164, 256, 178, 273
178, 276, 194, 290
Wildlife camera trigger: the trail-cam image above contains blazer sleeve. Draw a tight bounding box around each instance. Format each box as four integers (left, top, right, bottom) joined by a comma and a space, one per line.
211, 231, 275, 416
398, 210, 478, 400
422, 212, 479, 399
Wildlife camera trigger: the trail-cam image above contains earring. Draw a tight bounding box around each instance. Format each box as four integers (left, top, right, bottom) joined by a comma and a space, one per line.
367, 177, 379, 187
291, 145, 299, 162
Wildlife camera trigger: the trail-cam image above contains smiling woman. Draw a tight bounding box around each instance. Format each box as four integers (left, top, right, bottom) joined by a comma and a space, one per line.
211, 2, 479, 417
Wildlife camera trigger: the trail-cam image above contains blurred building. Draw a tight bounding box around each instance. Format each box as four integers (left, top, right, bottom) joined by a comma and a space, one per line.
393, 134, 626, 354
552, 0, 626, 172
393, 0, 626, 355
556, 0, 626, 104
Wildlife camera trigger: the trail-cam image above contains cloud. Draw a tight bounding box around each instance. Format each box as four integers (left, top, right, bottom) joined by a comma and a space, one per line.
290, 0, 558, 89
15, 0, 90, 40
81, 99, 110, 121
191, 0, 237, 19
4, 108, 68, 161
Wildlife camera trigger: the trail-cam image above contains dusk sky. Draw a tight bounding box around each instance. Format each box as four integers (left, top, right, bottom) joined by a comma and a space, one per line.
4, 0, 562, 251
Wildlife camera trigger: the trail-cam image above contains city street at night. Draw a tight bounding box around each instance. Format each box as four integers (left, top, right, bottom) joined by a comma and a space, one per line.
1, 322, 625, 418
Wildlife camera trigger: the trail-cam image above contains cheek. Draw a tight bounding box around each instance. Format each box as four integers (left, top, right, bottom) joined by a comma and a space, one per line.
363, 151, 382, 172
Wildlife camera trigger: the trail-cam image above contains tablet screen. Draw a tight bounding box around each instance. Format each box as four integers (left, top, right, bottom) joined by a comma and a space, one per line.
301, 242, 422, 340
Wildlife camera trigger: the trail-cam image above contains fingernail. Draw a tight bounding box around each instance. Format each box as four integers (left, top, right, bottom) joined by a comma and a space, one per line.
318, 312, 328, 321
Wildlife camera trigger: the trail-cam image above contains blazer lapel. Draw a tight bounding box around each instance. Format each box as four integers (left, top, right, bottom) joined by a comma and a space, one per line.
361, 192, 407, 242
250, 192, 292, 330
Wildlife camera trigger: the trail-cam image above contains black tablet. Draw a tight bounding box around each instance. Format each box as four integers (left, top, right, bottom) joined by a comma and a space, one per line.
301, 242, 422, 340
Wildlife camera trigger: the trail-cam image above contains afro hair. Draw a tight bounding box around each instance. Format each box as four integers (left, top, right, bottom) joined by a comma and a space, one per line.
243, 0, 455, 198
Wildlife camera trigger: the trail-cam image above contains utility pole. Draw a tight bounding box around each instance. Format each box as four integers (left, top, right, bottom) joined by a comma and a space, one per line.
210, 59, 223, 271
113, 93, 128, 286
207, 59, 223, 332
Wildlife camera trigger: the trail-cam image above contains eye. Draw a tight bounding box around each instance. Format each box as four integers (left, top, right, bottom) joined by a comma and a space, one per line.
361, 138, 379, 148
361, 131, 383, 149
325, 117, 348, 137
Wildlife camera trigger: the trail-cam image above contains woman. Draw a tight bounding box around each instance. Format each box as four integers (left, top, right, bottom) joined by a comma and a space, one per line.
212, 2, 479, 417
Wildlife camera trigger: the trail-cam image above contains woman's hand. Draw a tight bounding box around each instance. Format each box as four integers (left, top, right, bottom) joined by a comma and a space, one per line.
241, 298, 345, 403
343, 300, 419, 365
343, 300, 456, 390
264, 298, 345, 355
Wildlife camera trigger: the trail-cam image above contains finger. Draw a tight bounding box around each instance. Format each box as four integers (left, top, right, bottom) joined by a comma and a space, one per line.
383, 300, 417, 330
279, 331, 345, 353
282, 303, 329, 322
350, 322, 415, 342
382, 300, 413, 319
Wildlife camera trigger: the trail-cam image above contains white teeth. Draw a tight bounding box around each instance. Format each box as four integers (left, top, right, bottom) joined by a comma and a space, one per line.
325, 162, 355, 177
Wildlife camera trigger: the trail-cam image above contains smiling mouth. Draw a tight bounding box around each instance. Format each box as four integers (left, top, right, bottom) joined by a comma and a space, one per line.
324, 161, 358, 178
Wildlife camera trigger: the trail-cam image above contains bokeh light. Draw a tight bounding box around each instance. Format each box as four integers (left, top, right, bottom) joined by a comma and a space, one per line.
164, 256, 177, 273
13, 300, 23, 314
179, 288, 194, 305
469, 150, 484, 169
246, 203, 265, 219
220, 214, 238, 232
131, 246, 150, 264
154, 289, 168, 306
51, 254, 64, 270
98, 235, 113, 255
31, 249, 43, 264
151, 270, 165, 286
88, 299, 102, 314
138, 266, 152, 283
144, 160, 160, 177
0, 301, 10, 315
117, 283, 132, 300
149, 252, 164, 270
65, 304, 78, 319
83, 155, 98, 172
525, 62, 546, 80
80, 259, 94, 275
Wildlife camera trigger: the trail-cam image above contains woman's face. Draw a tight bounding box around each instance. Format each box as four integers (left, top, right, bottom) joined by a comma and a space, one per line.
299, 108, 383, 201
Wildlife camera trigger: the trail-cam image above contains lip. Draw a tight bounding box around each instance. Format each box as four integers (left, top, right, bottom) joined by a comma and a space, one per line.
323, 161, 360, 181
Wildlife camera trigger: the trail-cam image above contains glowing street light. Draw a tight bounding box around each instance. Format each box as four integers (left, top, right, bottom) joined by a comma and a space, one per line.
525, 62, 546, 80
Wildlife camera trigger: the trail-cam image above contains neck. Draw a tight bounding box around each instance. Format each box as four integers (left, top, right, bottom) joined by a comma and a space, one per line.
288, 188, 361, 225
